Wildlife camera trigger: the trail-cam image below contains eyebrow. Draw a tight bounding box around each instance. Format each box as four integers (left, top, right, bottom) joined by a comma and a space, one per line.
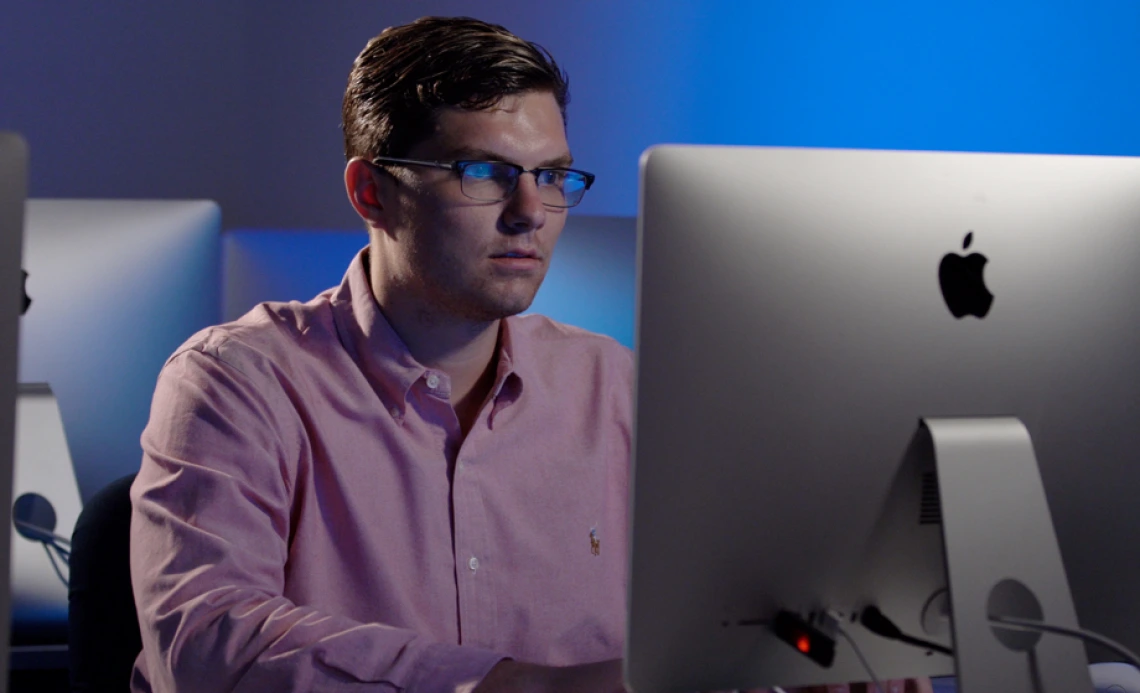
446, 147, 575, 169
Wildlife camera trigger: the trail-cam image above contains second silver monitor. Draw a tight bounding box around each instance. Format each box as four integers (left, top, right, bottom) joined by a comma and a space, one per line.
0, 131, 30, 693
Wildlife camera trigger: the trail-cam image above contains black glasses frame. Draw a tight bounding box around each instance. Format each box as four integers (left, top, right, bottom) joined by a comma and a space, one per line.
369, 156, 596, 208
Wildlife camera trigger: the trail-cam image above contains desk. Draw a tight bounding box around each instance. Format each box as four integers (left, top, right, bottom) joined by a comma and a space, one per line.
8, 644, 68, 693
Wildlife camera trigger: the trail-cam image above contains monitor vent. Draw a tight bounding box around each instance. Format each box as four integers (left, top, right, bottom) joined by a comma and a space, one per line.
919, 472, 942, 525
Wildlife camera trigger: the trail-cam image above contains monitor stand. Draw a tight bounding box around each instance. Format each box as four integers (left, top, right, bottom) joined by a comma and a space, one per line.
922, 417, 1092, 693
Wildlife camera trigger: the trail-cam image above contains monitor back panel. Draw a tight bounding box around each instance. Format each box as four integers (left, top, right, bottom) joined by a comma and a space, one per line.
628, 146, 1140, 691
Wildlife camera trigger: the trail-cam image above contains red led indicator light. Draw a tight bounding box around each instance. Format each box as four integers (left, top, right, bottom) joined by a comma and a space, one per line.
796, 635, 811, 653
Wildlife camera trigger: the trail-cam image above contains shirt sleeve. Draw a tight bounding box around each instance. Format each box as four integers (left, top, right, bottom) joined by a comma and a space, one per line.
130, 345, 506, 693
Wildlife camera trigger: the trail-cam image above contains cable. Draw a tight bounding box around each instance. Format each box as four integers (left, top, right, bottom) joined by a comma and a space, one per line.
989, 615, 1140, 672
42, 542, 68, 588
861, 604, 1140, 674
50, 540, 70, 566
860, 605, 953, 656
833, 620, 886, 693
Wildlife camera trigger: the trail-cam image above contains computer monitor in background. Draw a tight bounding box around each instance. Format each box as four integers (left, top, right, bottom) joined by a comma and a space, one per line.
626, 146, 1140, 692
18, 199, 221, 501
0, 131, 30, 693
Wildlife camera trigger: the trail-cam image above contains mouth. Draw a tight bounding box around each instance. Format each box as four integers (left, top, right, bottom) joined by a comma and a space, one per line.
489, 249, 543, 273
491, 249, 540, 260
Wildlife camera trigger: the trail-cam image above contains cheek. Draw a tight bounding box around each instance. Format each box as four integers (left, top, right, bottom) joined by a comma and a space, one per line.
550, 223, 566, 245
410, 215, 487, 277
542, 221, 567, 254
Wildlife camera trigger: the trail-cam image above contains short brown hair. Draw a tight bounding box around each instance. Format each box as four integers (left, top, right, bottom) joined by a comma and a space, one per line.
342, 16, 570, 161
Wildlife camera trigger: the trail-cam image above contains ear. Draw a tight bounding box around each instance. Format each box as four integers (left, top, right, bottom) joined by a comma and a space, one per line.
344, 157, 391, 228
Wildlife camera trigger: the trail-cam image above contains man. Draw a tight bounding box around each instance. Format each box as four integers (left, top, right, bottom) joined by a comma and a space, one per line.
131, 15, 929, 693
131, 16, 630, 693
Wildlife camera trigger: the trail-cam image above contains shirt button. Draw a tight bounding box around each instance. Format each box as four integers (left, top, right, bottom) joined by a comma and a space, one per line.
426, 373, 440, 389
468, 556, 479, 572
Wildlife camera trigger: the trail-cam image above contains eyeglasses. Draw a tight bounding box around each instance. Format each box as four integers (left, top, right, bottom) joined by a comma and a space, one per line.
370, 156, 596, 209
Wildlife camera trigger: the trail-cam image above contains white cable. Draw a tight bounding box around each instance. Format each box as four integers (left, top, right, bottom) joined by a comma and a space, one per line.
771, 688, 789, 693
989, 615, 1140, 672
42, 542, 68, 588
51, 540, 70, 566
834, 622, 887, 693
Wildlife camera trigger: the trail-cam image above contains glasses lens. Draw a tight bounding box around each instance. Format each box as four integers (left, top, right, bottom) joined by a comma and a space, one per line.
560, 171, 589, 207
536, 169, 589, 208
459, 162, 517, 202
458, 162, 590, 207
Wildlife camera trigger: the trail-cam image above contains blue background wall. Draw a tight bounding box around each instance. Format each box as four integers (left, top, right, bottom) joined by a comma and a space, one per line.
2, 0, 1140, 493
3, 1, 1139, 227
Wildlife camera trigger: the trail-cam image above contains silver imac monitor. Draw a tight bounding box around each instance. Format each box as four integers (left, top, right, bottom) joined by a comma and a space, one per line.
626, 145, 1140, 692
18, 198, 220, 500
0, 132, 29, 693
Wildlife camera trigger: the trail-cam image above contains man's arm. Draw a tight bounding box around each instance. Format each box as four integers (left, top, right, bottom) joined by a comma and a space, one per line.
131, 348, 504, 693
473, 660, 626, 693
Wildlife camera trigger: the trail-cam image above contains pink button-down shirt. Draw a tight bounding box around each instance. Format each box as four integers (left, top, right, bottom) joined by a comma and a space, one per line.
130, 250, 633, 693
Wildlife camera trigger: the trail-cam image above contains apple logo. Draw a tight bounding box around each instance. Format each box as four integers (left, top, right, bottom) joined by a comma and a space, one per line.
938, 232, 993, 318
21, 269, 31, 315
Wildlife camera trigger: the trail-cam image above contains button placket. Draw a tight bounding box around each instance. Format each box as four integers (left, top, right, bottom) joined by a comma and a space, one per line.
451, 443, 490, 644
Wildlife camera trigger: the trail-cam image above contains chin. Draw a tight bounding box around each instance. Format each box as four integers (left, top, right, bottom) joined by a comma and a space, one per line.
475, 303, 532, 322
435, 278, 542, 323
467, 293, 537, 322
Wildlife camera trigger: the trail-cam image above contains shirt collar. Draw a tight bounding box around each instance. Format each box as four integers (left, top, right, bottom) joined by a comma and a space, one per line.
492, 316, 526, 408
331, 248, 526, 419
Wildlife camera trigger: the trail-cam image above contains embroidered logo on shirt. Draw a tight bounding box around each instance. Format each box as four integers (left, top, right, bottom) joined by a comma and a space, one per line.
589, 527, 600, 556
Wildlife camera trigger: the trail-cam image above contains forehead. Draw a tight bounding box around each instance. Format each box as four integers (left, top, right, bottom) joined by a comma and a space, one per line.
414, 91, 570, 164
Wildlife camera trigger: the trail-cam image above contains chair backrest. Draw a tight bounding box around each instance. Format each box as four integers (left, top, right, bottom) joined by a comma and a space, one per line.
68, 473, 140, 692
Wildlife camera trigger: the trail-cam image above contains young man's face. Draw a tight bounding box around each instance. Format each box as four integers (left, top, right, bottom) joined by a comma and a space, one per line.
379, 90, 571, 323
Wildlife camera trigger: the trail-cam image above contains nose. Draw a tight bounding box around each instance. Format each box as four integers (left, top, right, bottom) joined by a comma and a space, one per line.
501, 172, 547, 233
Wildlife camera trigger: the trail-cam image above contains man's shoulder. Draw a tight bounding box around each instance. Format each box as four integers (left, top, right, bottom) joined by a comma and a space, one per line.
172, 292, 341, 378
507, 314, 633, 392
508, 314, 632, 365
507, 315, 634, 430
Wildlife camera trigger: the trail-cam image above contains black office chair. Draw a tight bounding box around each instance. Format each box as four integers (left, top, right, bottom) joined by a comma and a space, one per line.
67, 473, 141, 692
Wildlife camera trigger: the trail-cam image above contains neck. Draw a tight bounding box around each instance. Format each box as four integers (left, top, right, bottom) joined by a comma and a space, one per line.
369, 270, 501, 434
396, 306, 501, 395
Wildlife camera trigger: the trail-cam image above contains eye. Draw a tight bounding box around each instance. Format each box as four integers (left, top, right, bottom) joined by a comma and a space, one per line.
538, 169, 569, 186
462, 162, 498, 180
